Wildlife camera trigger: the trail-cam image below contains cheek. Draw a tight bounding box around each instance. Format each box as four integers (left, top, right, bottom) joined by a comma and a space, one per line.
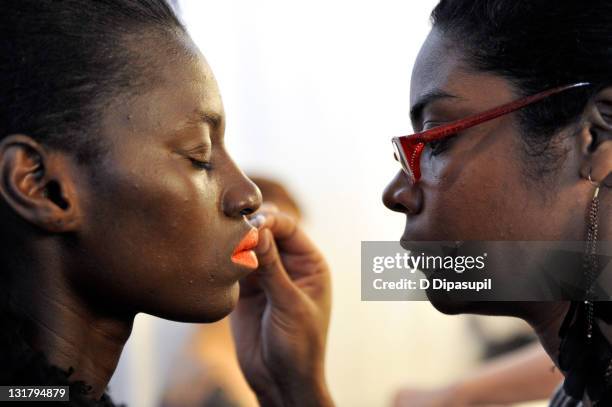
100, 163, 218, 247
78, 161, 230, 312
424, 141, 531, 239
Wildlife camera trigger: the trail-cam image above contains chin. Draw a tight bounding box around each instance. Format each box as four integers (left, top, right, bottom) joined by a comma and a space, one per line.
426, 291, 472, 315
197, 283, 241, 322
427, 293, 519, 317
426, 288, 492, 315
151, 283, 240, 323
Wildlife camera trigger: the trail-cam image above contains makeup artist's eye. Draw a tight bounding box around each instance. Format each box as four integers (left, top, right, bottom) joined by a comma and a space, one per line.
422, 121, 443, 131
188, 157, 212, 171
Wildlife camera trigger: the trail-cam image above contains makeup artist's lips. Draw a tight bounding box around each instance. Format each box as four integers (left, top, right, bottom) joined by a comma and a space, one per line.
231, 228, 259, 269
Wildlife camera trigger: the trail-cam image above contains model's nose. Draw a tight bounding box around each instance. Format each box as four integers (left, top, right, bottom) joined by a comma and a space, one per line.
382, 171, 422, 215
222, 177, 262, 218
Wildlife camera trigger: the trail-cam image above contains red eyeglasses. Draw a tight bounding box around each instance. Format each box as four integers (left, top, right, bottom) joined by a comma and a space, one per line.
392, 82, 592, 184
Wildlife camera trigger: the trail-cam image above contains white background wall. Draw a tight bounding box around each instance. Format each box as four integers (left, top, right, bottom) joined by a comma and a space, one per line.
108, 2, 545, 406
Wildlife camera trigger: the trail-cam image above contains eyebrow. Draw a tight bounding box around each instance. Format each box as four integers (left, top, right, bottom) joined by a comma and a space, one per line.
409, 89, 460, 126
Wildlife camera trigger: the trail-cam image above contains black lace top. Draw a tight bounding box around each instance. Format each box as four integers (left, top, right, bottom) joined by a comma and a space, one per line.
0, 309, 123, 407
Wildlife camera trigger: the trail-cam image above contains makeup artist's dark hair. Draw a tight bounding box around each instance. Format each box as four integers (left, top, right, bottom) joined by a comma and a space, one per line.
0, 0, 186, 163
431, 0, 612, 175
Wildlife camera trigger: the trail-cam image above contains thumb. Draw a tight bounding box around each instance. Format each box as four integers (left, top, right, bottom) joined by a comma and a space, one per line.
255, 228, 300, 307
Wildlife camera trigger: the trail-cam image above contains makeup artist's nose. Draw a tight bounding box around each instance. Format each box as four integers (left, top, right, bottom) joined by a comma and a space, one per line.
382, 171, 423, 215
222, 173, 262, 218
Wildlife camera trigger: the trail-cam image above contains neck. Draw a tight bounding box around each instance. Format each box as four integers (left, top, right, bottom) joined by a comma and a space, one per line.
7, 247, 133, 400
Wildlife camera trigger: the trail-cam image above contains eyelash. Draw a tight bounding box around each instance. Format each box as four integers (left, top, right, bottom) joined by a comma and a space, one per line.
188, 157, 212, 171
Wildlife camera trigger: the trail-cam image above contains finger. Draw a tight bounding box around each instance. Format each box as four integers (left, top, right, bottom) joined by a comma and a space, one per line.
248, 213, 266, 229
237, 270, 264, 298
248, 211, 298, 242
250, 201, 280, 222
255, 228, 300, 306
260, 211, 321, 255
247, 202, 279, 228
258, 202, 280, 215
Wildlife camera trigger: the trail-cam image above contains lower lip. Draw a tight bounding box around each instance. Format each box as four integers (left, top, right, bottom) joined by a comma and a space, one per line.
231, 250, 258, 269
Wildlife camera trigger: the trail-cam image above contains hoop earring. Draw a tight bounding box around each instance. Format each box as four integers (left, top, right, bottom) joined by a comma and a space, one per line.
584, 170, 601, 341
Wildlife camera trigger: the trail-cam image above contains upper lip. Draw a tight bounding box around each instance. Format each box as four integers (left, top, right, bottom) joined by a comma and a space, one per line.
233, 228, 259, 255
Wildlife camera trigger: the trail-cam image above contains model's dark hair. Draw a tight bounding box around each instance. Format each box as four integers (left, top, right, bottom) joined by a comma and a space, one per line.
0, 0, 185, 163
431, 0, 612, 175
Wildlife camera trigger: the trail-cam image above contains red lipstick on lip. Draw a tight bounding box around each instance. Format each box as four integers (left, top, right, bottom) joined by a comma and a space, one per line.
231, 228, 259, 269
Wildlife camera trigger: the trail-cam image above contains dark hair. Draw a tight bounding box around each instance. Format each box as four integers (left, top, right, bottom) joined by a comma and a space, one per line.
0, 0, 185, 163
431, 0, 612, 176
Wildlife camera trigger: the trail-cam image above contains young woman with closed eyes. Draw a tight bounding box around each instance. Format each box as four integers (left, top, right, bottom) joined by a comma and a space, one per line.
0, 2, 332, 406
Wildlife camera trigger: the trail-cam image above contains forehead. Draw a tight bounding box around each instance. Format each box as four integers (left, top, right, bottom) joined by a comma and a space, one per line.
410, 29, 464, 106
102, 34, 223, 140
410, 29, 515, 112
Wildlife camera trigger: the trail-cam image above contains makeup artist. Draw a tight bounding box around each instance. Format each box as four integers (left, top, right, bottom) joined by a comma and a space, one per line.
384, 1, 611, 405
0, 1, 332, 406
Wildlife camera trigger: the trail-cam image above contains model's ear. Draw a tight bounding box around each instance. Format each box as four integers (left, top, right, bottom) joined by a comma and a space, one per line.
0, 135, 82, 232
577, 87, 612, 187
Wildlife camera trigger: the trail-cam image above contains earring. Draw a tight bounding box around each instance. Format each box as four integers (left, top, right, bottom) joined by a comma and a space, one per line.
584, 170, 601, 341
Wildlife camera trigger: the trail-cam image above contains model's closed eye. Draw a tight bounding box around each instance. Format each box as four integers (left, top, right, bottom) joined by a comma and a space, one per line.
178, 143, 213, 171
188, 157, 212, 170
